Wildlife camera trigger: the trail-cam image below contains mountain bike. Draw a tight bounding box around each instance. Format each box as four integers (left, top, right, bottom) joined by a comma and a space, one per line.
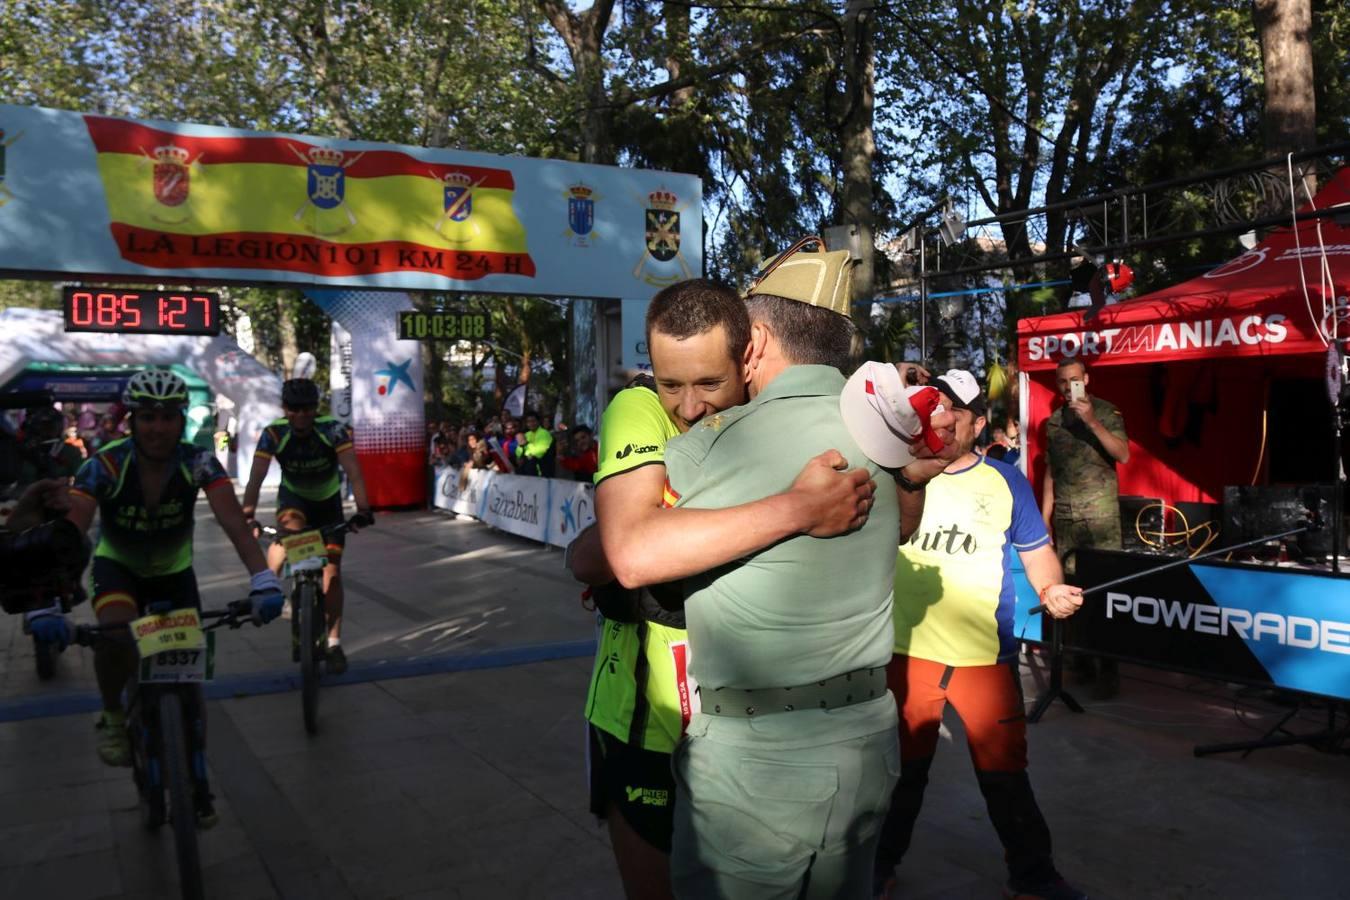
71, 599, 261, 900
259, 514, 367, 734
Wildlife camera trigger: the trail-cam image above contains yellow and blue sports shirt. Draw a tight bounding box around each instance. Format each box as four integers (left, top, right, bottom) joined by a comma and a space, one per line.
895, 454, 1050, 667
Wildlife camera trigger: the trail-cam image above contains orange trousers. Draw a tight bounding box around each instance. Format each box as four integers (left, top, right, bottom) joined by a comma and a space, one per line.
875, 654, 1057, 887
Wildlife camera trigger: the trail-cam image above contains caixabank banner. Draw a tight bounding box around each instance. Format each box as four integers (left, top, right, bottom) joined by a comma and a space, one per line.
431, 468, 596, 550
0, 104, 701, 299
1072, 549, 1350, 701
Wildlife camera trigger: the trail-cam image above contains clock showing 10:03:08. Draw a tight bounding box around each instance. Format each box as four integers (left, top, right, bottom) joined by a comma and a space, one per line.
62, 287, 222, 336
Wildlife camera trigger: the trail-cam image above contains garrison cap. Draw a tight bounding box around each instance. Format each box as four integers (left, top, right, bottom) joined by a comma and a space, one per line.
746, 236, 857, 318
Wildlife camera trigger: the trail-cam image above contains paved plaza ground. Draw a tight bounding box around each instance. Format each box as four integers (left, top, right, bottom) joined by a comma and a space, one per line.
1, 497, 1346, 899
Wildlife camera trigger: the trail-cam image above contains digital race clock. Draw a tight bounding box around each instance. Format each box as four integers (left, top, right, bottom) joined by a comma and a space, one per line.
62, 287, 221, 336
396, 310, 490, 341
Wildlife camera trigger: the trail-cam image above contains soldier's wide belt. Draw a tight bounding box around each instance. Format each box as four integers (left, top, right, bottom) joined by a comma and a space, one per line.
701, 666, 887, 718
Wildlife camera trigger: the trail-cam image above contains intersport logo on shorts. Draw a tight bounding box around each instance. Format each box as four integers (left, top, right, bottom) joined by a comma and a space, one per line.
1106, 591, 1350, 655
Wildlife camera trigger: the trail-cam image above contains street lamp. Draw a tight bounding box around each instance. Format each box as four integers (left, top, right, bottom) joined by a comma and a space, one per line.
935, 292, 966, 370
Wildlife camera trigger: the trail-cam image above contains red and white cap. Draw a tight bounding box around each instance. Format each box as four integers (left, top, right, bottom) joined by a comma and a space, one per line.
840, 361, 948, 468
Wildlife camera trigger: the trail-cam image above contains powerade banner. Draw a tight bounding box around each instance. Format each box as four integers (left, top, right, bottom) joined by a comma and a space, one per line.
1011, 555, 1044, 642
1071, 550, 1350, 701
431, 468, 595, 549
0, 104, 702, 298
305, 289, 424, 509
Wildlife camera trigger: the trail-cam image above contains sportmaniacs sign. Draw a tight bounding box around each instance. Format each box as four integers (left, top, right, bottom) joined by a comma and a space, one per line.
1024, 313, 1292, 364
1070, 550, 1350, 701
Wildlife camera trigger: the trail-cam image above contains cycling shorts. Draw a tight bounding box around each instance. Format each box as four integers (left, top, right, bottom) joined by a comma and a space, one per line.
588, 724, 677, 853
91, 556, 201, 617
276, 484, 346, 553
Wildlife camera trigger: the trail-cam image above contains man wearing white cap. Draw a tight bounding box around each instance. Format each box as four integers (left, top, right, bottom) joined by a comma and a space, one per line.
871, 369, 1087, 900
661, 238, 956, 899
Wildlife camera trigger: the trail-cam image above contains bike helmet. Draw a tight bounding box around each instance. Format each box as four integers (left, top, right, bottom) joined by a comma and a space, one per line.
122, 370, 189, 411
281, 378, 321, 408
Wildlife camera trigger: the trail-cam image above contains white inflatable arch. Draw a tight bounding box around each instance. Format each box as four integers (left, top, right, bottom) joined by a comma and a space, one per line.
0, 308, 282, 476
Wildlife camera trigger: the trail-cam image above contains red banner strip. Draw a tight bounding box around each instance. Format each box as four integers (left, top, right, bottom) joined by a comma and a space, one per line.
110, 224, 535, 280
355, 450, 428, 508
84, 116, 516, 188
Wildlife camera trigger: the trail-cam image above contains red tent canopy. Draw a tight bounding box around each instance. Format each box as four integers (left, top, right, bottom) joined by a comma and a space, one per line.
1016, 167, 1350, 507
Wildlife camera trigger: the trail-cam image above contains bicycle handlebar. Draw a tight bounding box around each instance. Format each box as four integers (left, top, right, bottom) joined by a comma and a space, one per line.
71, 599, 260, 647
255, 513, 373, 541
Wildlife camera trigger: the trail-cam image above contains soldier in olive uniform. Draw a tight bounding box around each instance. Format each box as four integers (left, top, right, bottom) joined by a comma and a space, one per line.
663, 239, 954, 900
1040, 357, 1129, 697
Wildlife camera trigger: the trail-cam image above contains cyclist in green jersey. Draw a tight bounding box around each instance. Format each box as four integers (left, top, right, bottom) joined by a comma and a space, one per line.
567, 279, 877, 900
63, 371, 285, 800
241, 378, 371, 675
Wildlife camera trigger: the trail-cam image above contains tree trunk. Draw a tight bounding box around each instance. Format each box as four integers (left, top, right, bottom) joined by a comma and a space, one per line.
536, 0, 617, 164
1253, 0, 1317, 154
839, 0, 877, 326
1254, 0, 1318, 203
537, 0, 615, 428
663, 2, 696, 113
422, 338, 446, 420
277, 295, 299, 378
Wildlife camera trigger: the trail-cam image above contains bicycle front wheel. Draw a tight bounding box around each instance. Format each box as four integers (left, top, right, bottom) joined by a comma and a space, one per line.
33, 634, 55, 680
298, 581, 322, 734
160, 691, 204, 900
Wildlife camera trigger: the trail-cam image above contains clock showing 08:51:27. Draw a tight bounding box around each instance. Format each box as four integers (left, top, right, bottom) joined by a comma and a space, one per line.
62, 286, 222, 337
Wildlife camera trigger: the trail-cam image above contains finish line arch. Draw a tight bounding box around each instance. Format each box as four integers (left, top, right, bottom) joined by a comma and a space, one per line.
0, 103, 702, 506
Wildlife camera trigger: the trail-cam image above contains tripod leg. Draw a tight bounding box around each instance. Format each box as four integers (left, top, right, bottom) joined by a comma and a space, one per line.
1026, 616, 1084, 723
1194, 726, 1350, 757
1027, 687, 1056, 724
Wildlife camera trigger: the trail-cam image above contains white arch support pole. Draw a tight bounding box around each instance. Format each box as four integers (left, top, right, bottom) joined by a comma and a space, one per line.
304, 290, 425, 509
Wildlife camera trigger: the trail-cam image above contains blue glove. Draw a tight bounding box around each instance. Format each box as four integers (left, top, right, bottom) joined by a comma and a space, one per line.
248, 570, 286, 624
27, 611, 72, 651
250, 589, 286, 624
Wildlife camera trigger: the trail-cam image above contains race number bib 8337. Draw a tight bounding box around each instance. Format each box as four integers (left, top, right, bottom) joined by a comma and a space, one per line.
139, 631, 216, 683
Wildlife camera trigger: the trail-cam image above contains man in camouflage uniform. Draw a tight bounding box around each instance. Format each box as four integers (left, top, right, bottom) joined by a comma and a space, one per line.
1039, 356, 1129, 698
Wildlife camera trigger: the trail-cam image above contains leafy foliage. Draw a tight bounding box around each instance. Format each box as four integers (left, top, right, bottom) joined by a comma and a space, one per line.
1, 0, 1345, 393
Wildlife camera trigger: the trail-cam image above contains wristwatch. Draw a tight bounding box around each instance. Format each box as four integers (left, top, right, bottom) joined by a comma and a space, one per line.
894, 468, 925, 493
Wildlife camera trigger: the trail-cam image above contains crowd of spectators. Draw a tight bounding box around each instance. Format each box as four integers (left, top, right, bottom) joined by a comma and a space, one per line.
6, 404, 130, 466
426, 410, 598, 484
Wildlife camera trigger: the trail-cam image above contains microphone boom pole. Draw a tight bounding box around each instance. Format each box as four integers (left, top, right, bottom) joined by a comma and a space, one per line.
1029, 526, 1310, 615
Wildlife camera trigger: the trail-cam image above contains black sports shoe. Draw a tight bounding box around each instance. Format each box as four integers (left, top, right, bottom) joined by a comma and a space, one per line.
195, 790, 219, 829
1005, 877, 1089, 900
326, 645, 347, 675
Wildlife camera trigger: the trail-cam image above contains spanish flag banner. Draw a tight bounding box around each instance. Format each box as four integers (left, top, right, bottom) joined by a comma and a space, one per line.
84, 116, 535, 280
